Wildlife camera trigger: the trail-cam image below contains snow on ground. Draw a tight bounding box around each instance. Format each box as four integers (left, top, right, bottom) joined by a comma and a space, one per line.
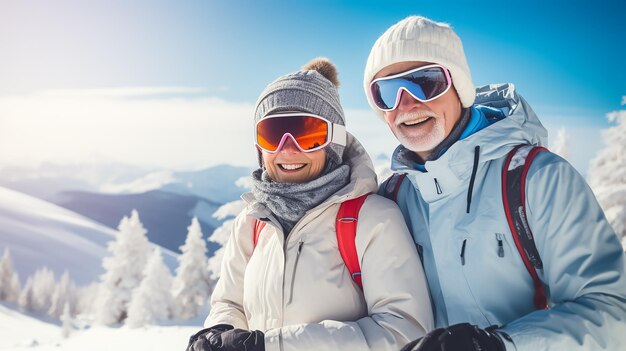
0, 303, 60, 349
1, 302, 205, 351
29, 325, 199, 351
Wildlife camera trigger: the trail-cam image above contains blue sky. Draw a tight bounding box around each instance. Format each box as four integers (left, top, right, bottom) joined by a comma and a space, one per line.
0, 0, 624, 174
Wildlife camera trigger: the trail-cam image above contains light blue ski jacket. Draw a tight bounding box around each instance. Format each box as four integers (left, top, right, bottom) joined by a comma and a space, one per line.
384, 83, 626, 350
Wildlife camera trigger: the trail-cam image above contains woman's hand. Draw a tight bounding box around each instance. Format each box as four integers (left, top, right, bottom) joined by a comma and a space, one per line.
186, 324, 233, 351
208, 328, 265, 351
185, 324, 265, 351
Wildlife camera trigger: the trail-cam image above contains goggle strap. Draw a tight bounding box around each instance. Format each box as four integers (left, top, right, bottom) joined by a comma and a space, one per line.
331, 124, 347, 146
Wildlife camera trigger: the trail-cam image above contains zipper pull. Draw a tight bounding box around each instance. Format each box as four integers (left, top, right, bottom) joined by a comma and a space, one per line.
297, 240, 304, 255
434, 178, 443, 195
460, 239, 467, 265
496, 233, 504, 257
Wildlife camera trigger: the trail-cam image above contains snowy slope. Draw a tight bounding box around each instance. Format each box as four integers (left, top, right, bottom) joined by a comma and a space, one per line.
0, 186, 178, 286
0, 303, 61, 349
0, 302, 200, 351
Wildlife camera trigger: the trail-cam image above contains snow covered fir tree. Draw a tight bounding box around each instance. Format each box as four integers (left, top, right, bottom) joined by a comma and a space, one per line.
31, 267, 56, 313
207, 200, 246, 281
589, 97, 626, 249
48, 270, 77, 319
90, 210, 219, 327
171, 217, 211, 320
126, 248, 174, 327
0, 248, 21, 303
95, 210, 152, 325
18, 276, 35, 311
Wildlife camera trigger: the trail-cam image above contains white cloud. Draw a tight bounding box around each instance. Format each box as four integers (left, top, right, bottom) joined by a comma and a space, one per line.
41, 87, 210, 98
98, 170, 175, 193
0, 88, 257, 169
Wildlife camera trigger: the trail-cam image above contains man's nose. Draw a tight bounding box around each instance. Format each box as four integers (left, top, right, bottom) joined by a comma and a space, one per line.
397, 89, 423, 111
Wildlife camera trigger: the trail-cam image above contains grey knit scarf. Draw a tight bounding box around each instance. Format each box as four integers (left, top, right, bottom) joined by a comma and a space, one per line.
251, 162, 350, 235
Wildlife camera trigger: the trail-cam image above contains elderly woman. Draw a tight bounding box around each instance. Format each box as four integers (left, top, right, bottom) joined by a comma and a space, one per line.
187, 58, 433, 351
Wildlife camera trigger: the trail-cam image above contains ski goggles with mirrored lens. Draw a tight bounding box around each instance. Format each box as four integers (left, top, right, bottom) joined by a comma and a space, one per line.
369, 64, 452, 111
255, 113, 347, 153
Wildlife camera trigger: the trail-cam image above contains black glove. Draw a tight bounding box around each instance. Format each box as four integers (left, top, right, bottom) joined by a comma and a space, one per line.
186, 324, 234, 351
209, 328, 265, 351
402, 323, 505, 351
400, 337, 422, 351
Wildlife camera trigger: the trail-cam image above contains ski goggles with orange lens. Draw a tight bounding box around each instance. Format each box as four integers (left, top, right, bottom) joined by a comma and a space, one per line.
255, 113, 346, 153
369, 64, 452, 111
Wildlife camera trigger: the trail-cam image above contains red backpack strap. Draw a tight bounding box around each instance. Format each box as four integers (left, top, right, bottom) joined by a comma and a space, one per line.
502, 144, 549, 310
336, 193, 371, 290
253, 219, 267, 249
382, 173, 407, 203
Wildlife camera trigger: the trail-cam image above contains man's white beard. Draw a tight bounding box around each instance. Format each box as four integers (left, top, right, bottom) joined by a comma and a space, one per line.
395, 111, 445, 156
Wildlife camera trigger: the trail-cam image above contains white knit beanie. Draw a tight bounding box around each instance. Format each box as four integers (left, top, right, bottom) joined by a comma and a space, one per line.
364, 16, 475, 119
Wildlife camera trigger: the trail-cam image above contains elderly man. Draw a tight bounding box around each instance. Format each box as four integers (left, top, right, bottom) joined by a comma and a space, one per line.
363, 16, 626, 351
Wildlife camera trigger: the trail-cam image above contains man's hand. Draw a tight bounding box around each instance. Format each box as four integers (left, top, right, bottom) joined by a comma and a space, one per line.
401, 323, 506, 351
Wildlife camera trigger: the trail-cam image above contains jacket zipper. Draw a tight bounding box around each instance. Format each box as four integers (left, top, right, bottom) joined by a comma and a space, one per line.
460, 239, 467, 265
496, 233, 505, 257
287, 240, 304, 304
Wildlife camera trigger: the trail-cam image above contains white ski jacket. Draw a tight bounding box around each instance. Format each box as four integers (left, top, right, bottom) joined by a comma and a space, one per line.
206, 134, 434, 351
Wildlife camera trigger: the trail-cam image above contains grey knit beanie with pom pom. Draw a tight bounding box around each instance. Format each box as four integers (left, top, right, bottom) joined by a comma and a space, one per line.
254, 57, 346, 167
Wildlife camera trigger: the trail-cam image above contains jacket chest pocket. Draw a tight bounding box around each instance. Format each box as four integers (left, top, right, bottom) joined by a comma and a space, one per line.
456, 232, 536, 326
460, 233, 510, 265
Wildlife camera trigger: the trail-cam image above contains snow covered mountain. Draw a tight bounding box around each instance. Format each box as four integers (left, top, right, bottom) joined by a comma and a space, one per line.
0, 162, 252, 204
0, 186, 178, 286
0, 162, 154, 201
158, 164, 252, 204
49, 190, 222, 254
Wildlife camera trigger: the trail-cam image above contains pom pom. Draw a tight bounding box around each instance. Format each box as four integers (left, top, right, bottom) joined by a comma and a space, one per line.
302, 57, 340, 87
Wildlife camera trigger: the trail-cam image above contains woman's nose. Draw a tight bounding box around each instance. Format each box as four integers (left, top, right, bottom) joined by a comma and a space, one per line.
278, 136, 300, 153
